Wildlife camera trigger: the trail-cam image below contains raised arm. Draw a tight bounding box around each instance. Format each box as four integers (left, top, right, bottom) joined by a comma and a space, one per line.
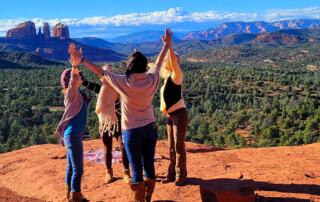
166, 29, 183, 85
82, 59, 104, 78
68, 54, 82, 93
154, 29, 170, 72
68, 43, 104, 78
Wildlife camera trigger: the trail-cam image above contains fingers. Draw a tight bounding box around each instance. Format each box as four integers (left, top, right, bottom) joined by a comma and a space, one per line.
68, 46, 75, 56
68, 47, 73, 55
71, 43, 76, 49
161, 35, 166, 43
165, 28, 173, 42
68, 43, 81, 56
165, 28, 170, 36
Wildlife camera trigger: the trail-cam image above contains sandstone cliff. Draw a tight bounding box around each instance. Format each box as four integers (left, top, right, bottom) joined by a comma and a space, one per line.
52, 23, 69, 39
42, 23, 51, 39
6, 21, 37, 38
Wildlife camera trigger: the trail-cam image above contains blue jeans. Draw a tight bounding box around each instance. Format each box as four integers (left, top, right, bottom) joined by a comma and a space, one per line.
64, 133, 84, 192
123, 122, 158, 183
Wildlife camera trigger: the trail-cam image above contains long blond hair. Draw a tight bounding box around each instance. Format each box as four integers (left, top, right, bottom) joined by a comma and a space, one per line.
160, 52, 181, 79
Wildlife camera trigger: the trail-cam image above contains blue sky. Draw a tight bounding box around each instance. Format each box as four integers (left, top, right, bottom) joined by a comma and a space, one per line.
1, 0, 319, 19
0, 0, 320, 38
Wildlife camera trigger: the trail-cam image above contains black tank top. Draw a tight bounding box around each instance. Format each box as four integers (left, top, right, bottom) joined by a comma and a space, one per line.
163, 76, 182, 110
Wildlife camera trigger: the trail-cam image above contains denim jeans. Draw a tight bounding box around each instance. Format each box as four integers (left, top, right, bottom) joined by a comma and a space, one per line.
123, 122, 158, 183
64, 132, 84, 192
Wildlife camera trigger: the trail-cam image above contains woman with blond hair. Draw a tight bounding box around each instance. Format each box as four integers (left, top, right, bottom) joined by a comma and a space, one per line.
160, 29, 188, 186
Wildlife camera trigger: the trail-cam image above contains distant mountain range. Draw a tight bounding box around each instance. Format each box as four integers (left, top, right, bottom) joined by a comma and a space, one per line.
75, 28, 320, 56
73, 37, 115, 49
0, 19, 320, 64
1, 27, 319, 69
74, 19, 320, 56
106, 19, 320, 43
0, 37, 126, 62
109, 30, 183, 44
183, 19, 320, 40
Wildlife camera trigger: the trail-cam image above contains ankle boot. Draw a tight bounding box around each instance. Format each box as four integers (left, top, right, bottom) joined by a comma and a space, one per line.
105, 168, 114, 184
70, 192, 86, 202
145, 178, 156, 202
129, 182, 145, 202
123, 169, 131, 184
66, 185, 71, 200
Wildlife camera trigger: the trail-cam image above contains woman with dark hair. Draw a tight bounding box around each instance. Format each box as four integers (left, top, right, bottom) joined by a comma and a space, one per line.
160, 29, 188, 186
81, 74, 130, 184
68, 29, 169, 202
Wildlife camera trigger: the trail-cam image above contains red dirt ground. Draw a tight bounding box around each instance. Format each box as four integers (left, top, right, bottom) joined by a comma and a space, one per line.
0, 140, 320, 201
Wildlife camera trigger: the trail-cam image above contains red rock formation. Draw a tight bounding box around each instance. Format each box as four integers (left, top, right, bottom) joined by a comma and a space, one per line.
52, 23, 69, 39
255, 33, 299, 44
6, 21, 37, 38
43, 23, 51, 39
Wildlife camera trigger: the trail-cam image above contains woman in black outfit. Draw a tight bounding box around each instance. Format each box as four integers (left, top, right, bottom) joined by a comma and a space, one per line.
81, 75, 130, 184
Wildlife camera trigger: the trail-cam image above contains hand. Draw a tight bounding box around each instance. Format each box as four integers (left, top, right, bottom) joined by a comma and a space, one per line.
162, 28, 173, 46
165, 28, 173, 47
68, 43, 83, 64
161, 35, 166, 44
69, 55, 81, 68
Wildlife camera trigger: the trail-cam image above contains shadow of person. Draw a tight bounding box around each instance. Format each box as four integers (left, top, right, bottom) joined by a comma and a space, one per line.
185, 178, 320, 201
256, 196, 311, 202
186, 146, 224, 154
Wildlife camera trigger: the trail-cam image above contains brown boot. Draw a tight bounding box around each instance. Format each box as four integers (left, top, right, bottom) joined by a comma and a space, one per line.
129, 182, 145, 202
145, 178, 156, 202
105, 168, 114, 184
66, 185, 71, 200
123, 169, 131, 184
70, 192, 86, 202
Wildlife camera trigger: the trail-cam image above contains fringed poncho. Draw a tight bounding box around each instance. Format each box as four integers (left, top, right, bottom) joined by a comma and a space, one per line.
95, 77, 120, 136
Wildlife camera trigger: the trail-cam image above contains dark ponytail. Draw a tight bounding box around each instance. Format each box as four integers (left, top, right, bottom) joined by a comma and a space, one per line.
126, 51, 148, 76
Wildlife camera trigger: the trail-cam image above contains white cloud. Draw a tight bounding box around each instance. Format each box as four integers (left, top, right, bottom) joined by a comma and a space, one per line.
0, 18, 78, 33
75, 7, 259, 26
0, 7, 319, 36
0, 7, 260, 30
189, 11, 258, 23
264, 7, 320, 22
